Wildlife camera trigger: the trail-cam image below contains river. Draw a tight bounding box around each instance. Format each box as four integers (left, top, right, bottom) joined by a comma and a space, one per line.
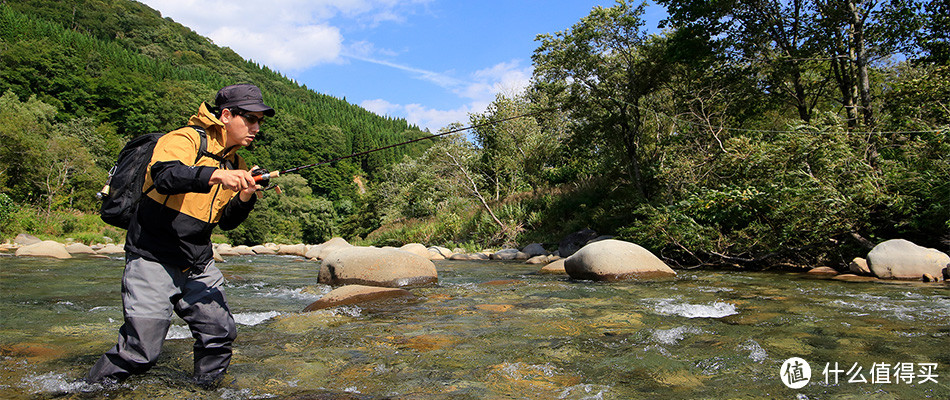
1, 254, 948, 399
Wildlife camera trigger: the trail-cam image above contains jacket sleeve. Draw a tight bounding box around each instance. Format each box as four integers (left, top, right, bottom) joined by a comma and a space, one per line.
149, 130, 217, 195
218, 193, 256, 231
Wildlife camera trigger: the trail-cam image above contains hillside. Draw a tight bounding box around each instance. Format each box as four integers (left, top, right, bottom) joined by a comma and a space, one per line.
0, 0, 430, 202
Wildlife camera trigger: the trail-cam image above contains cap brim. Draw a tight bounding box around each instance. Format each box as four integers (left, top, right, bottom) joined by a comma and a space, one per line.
238, 103, 275, 117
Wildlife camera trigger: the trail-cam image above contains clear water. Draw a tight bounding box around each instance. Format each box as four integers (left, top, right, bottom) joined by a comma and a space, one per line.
1, 254, 948, 399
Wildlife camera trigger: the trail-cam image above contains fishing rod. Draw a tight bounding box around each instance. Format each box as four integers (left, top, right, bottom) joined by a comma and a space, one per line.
253, 108, 553, 183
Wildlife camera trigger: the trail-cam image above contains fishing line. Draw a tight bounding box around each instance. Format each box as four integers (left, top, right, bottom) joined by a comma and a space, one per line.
253, 107, 554, 183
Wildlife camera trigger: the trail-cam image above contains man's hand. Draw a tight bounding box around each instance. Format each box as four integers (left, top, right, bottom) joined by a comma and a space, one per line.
210, 169, 259, 202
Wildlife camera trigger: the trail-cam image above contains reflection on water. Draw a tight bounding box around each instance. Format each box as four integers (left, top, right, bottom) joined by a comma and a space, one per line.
1, 254, 948, 399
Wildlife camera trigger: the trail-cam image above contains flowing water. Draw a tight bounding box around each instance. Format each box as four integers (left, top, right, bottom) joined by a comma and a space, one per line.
1, 254, 948, 399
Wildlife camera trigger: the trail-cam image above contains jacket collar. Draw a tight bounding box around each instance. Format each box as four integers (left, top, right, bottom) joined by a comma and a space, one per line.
189, 102, 239, 158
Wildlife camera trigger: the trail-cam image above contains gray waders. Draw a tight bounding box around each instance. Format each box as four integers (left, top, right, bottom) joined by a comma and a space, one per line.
85, 256, 236, 384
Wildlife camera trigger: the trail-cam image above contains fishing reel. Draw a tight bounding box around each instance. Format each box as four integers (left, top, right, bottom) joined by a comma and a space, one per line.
251, 167, 281, 194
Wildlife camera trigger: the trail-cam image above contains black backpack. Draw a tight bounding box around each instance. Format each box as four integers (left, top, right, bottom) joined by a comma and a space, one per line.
97, 125, 226, 229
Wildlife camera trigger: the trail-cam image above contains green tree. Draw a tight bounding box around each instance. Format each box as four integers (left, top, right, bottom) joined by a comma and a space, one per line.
533, 0, 673, 199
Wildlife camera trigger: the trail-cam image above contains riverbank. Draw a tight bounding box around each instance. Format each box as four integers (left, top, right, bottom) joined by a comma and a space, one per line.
5, 232, 948, 285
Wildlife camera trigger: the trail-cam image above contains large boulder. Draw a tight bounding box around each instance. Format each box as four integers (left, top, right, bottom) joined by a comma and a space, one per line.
303, 284, 414, 312
15, 240, 71, 259
867, 239, 950, 280
251, 245, 276, 255
65, 243, 96, 255
428, 246, 454, 258
399, 243, 430, 258
216, 244, 241, 256
558, 229, 599, 257
277, 244, 309, 257
564, 239, 676, 281
319, 247, 438, 287
306, 237, 352, 260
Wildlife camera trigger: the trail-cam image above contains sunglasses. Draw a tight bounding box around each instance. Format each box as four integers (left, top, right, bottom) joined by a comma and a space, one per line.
232, 110, 265, 125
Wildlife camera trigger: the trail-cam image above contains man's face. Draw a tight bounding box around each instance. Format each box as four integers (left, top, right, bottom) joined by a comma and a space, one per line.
222, 109, 264, 147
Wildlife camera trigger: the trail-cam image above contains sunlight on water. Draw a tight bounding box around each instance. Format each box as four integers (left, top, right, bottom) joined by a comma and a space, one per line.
1, 255, 948, 399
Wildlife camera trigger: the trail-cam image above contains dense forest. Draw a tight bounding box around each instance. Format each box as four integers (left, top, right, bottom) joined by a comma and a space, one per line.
0, 0, 430, 244
1, 0, 947, 269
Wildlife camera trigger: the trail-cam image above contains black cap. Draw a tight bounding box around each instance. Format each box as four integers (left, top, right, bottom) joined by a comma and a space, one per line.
215, 84, 275, 117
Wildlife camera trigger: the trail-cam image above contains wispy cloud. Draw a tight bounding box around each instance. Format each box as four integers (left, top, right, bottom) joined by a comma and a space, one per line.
139, 0, 432, 71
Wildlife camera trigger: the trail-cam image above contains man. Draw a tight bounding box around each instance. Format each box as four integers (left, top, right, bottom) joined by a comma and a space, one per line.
86, 83, 275, 386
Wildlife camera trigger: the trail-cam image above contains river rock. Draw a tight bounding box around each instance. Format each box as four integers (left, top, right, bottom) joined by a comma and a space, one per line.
539, 259, 567, 274
250, 245, 276, 255
867, 239, 950, 280
558, 228, 599, 257
399, 243, 430, 258
807, 266, 838, 276
96, 243, 124, 254
14, 233, 42, 246
319, 247, 438, 287
491, 248, 530, 260
564, 239, 675, 281
428, 246, 454, 258
449, 253, 489, 261
307, 237, 353, 260
232, 245, 256, 255
65, 243, 95, 254
832, 274, 879, 283
303, 284, 414, 311
15, 240, 71, 259
217, 244, 241, 256
277, 244, 308, 257
849, 257, 871, 275
213, 247, 224, 262
522, 243, 549, 257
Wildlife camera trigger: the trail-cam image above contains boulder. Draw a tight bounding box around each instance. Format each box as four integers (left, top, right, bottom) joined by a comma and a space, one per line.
558, 228, 599, 257
867, 239, 950, 280
521, 243, 549, 257
213, 247, 225, 262
277, 244, 308, 257
216, 244, 241, 256
309, 237, 352, 260
319, 247, 438, 287
428, 246, 454, 258
14, 233, 42, 246
232, 245, 256, 255
491, 249, 521, 260
65, 243, 95, 254
250, 245, 276, 255
399, 243, 430, 258
16, 240, 72, 259
303, 284, 414, 312
539, 259, 567, 275
525, 255, 552, 265
564, 239, 676, 281
96, 244, 124, 254
848, 257, 871, 275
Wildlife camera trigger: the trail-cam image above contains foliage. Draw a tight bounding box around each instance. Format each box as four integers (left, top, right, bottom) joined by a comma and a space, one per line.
222, 174, 338, 245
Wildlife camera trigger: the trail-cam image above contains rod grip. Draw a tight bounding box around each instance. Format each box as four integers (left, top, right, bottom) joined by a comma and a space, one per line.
253, 170, 279, 182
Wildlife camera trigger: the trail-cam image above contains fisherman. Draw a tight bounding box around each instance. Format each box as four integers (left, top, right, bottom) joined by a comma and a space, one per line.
85, 84, 274, 387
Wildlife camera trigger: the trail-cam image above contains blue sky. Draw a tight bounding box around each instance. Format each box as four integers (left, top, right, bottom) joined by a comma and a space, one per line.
139, 0, 667, 132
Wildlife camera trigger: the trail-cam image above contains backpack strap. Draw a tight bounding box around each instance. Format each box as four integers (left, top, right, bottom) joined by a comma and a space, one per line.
188, 125, 237, 168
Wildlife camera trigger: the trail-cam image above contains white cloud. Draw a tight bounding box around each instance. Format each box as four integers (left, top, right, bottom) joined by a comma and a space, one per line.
139, 0, 431, 71
358, 60, 533, 132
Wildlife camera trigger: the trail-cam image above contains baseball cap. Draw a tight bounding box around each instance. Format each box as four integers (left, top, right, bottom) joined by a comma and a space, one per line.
214, 84, 275, 117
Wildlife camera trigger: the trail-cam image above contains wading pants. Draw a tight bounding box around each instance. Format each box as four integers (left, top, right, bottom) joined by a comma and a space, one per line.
85, 256, 236, 383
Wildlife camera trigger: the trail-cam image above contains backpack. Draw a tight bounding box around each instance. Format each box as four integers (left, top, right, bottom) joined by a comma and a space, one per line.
97, 125, 226, 229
